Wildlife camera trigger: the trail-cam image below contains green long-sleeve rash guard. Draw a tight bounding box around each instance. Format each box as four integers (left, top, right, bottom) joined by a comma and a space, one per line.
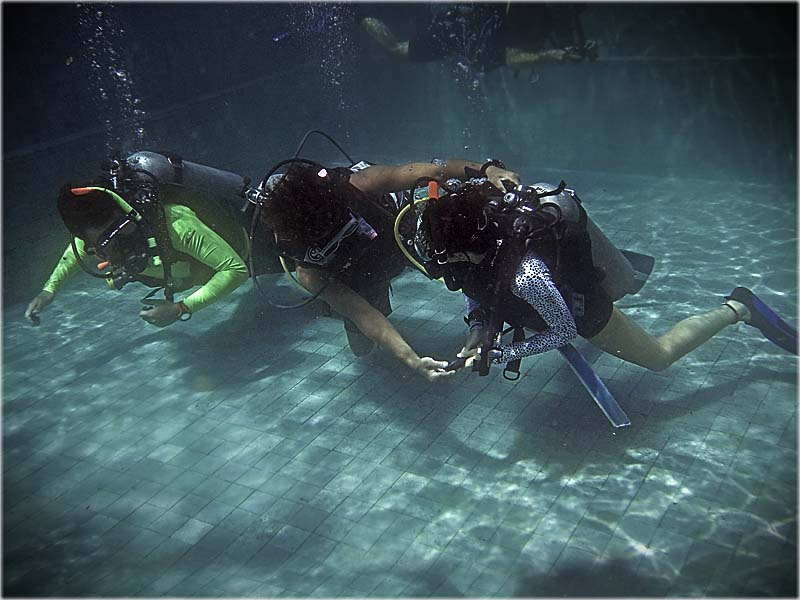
42, 204, 249, 314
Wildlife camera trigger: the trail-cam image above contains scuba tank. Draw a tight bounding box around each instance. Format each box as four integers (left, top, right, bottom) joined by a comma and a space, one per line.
76, 151, 254, 299
124, 151, 250, 258
531, 182, 650, 302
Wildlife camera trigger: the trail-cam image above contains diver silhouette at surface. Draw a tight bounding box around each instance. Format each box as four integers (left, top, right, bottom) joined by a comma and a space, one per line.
359, 3, 597, 73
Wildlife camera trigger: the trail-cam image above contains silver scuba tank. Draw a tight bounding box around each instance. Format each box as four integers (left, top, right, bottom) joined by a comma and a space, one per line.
124, 151, 250, 256
532, 182, 647, 302
125, 151, 247, 211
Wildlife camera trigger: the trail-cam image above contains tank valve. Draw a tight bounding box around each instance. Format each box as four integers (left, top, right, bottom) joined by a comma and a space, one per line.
241, 184, 268, 206
503, 192, 520, 208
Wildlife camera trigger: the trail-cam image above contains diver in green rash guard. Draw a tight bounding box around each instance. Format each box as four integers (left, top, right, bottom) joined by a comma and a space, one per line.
25, 152, 282, 328
29, 188, 247, 327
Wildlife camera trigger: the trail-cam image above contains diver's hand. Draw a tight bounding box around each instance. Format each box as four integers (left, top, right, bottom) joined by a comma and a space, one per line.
416, 356, 454, 382
456, 346, 480, 369
139, 302, 181, 328
556, 47, 585, 62
25, 291, 54, 325
484, 165, 520, 192
581, 40, 599, 61
454, 324, 486, 369
456, 346, 502, 369
463, 325, 486, 352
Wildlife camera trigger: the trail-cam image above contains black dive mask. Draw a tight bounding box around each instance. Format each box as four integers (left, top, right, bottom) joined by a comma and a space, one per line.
91, 215, 151, 275
420, 181, 568, 262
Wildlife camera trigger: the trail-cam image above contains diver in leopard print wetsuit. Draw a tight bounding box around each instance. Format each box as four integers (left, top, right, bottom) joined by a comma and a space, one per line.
494, 250, 577, 363
420, 177, 796, 372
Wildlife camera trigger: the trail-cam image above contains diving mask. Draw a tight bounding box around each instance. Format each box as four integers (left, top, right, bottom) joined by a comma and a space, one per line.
90, 215, 151, 275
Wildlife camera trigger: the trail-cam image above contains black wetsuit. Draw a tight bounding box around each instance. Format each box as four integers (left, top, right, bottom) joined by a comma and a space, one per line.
341, 184, 406, 330
407, 4, 507, 70
297, 175, 408, 334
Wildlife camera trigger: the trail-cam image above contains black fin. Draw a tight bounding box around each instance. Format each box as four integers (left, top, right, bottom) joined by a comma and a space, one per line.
726, 287, 798, 355
559, 344, 631, 428
620, 249, 655, 295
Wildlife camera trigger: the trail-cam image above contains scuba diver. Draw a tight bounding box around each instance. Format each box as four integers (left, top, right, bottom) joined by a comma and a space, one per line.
25, 151, 282, 328
359, 3, 597, 73
255, 155, 520, 382
411, 176, 797, 379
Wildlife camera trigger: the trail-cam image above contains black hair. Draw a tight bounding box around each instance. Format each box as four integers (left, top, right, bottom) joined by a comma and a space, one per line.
57, 185, 122, 237
421, 184, 493, 257
260, 162, 352, 249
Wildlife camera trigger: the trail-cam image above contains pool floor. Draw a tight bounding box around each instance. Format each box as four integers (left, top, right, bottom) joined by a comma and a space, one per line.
3, 172, 797, 597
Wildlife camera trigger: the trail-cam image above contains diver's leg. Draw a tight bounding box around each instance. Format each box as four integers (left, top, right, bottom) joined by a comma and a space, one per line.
360, 17, 410, 59
342, 281, 392, 356
586, 302, 746, 372
505, 47, 583, 68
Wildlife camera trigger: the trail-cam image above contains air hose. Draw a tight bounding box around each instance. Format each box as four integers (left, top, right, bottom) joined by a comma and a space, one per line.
393, 199, 431, 276
392, 181, 442, 280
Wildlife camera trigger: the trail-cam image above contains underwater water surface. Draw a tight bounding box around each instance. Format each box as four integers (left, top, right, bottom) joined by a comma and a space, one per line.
3, 2, 797, 598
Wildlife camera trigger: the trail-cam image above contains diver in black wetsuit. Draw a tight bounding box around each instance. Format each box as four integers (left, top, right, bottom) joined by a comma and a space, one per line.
256, 156, 521, 381
415, 177, 798, 372
359, 3, 597, 73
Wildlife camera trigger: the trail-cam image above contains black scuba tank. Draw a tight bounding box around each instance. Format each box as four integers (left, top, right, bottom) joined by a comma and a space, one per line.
532, 182, 641, 302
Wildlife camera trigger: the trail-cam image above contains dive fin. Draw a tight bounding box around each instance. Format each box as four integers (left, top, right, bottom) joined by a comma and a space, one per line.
620, 249, 655, 295
726, 287, 798, 355
558, 344, 631, 428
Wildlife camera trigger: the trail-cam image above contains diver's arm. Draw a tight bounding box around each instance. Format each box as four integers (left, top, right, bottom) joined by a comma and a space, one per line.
41, 239, 86, 295
360, 17, 410, 59
168, 208, 249, 314
350, 160, 520, 194
296, 265, 451, 381
27, 240, 86, 323
496, 252, 577, 363
505, 47, 585, 68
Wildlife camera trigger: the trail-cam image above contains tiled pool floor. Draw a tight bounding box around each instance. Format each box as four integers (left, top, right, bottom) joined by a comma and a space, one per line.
3, 174, 797, 596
